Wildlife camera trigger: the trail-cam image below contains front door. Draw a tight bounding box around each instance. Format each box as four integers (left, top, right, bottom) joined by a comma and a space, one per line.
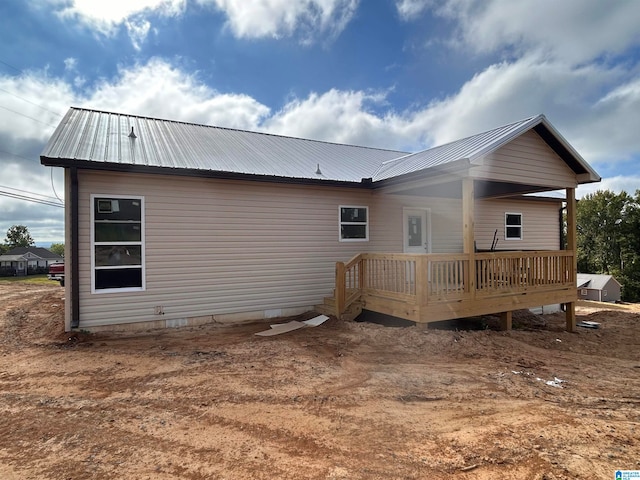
403, 208, 431, 254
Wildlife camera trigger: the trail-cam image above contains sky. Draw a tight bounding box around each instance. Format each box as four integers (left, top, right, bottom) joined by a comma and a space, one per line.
1, 0, 639, 245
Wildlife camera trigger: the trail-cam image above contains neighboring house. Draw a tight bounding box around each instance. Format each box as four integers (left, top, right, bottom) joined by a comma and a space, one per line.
0, 247, 63, 276
40, 108, 600, 332
577, 273, 622, 302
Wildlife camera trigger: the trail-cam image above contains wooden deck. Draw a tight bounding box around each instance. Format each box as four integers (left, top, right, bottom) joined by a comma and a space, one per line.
328, 251, 577, 328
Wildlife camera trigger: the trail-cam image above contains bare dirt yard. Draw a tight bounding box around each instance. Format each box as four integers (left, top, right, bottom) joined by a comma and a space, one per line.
1, 281, 639, 479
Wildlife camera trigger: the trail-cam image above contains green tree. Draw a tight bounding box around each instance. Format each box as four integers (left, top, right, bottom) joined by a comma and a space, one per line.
618, 190, 640, 301
49, 243, 65, 257
576, 189, 640, 302
0, 244, 8, 255
576, 190, 629, 275
5, 225, 35, 248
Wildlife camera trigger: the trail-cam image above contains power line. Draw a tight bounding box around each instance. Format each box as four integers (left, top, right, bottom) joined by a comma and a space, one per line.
0, 189, 64, 208
0, 87, 64, 118
0, 59, 22, 74
0, 184, 62, 203
0, 104, 59, 129
0, 149, 37, 163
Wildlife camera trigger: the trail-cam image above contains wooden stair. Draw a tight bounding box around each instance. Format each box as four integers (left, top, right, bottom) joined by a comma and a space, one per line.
314, 294, 363, 321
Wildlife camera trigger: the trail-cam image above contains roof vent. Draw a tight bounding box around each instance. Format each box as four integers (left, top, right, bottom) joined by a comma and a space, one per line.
128, 127, 137, 139
315, 163, 322, 175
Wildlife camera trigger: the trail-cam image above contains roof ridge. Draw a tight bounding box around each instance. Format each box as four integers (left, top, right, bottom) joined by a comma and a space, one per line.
69, 106, 409, 155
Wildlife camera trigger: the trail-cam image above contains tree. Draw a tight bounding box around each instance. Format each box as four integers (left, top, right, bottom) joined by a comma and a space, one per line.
5, 225, 35, 248
576, 190, 629, 275
49, 243, 65, 257
576, 189, 640, 302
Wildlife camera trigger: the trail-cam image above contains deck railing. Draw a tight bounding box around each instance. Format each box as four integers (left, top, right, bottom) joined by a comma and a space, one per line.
334, 251, 575, 318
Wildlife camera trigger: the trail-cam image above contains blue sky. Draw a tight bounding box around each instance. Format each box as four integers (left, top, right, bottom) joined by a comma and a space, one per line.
1, 0, 639, 244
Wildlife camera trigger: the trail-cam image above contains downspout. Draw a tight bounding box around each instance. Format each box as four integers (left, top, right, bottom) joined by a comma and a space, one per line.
70, 167, 80, 329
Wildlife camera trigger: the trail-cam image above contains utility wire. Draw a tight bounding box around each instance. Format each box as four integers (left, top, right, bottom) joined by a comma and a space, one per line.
0, 184, 62, 203
0, 87, 63, 118
0, 104, 59, 128
0, 59, 22, 74
0, 149, 34, 163
0, 189, 64, 208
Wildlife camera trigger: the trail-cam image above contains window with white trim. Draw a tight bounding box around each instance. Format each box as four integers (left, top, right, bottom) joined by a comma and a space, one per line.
505, 212, 522, 240
91, 195, 145, 292
339, 206, 369, 241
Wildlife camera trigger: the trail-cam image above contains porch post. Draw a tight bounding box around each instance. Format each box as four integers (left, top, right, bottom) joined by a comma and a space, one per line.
462, 177, 476, 297
565, 187, 577, 332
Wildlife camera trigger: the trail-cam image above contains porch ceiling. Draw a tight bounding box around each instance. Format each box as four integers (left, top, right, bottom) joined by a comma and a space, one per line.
387, 178, 557, 199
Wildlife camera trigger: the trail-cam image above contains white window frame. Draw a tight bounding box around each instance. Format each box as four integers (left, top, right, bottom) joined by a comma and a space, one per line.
91, 194, 146, 294
580, 289, 588, 296
339, 205, 369, 242
504, 212, 523, 241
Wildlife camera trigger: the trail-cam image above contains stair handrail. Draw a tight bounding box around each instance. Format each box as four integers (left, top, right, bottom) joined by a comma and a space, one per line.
335, 253, 364, 317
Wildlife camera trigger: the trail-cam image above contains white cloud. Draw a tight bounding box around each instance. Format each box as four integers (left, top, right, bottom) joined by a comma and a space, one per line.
263, 89, 406, 148
86, 59, 270, 129
126, 18, 152, 51
0, 74, 75, 141
429, 0, 640, 64
395, 0, 432, 20
200, 0, 358, 42
577, 175, 640, 199
63, 57, 78, 71
396, 54, 640, 168
46, 0, 186, 47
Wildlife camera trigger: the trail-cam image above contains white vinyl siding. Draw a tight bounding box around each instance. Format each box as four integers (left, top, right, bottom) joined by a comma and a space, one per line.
475, 198, 560, 251
73, 170, 563, 329
77, 171, 377, 328
472, 130, 577, 188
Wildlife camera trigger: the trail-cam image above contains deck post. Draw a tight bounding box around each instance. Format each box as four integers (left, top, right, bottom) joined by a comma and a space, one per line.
565, 187, 577, 332
499, 311, 512, 331
335, 262, 346, 319
462, 177, 476, 298
416, 255, 427, 317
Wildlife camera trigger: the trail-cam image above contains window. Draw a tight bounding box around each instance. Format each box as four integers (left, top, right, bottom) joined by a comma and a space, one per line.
505, 213, 522, 240
91, 195, 145, 293
339, 206, 368, 241
580, 289, 588, 296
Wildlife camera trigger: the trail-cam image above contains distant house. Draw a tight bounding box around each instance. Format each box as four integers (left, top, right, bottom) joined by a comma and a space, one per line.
41, 108, 600, 332
0, 247, 63, 276
577, 273, 622, 303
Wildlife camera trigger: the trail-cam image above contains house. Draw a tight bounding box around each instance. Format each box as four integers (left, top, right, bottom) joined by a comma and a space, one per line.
577, 273, 622, 302
40, 107, 600, 332
0, 247, 63, 276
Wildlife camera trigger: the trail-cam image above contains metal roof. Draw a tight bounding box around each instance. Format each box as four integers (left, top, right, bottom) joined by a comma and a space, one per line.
41, 108, 600, 186
577, 273, 621, 290
41, 107, 407, 183
372, 114, 600, 183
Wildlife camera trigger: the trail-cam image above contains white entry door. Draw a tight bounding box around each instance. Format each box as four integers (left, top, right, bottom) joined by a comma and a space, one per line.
403, 208, 431, 254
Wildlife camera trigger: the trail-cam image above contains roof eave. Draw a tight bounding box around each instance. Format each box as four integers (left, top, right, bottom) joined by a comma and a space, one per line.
40, 157, 371, 189
371, 158, 472, 187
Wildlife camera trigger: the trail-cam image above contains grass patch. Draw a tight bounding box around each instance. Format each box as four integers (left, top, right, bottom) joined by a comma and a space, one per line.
0, 274, 54, 285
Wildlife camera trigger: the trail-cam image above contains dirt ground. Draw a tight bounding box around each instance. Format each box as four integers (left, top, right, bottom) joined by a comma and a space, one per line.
1, 282, 639, 479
